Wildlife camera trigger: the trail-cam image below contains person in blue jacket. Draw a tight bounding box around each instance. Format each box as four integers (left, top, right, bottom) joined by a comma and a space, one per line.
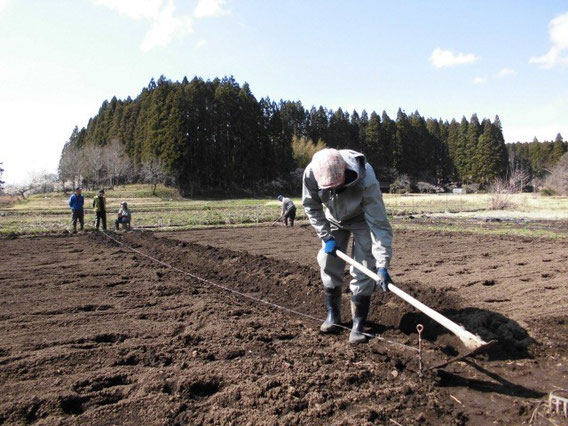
68, 187, 84, 233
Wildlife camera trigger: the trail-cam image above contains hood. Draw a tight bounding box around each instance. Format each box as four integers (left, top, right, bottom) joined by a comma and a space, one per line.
338, 149, 367, 188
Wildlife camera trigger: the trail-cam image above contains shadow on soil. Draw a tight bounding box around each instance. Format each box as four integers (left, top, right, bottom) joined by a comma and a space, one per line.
398, 307, 535, 361
437, 359, 546, 399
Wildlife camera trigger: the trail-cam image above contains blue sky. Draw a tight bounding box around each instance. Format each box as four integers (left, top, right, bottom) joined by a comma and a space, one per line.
1, 0, 567, 184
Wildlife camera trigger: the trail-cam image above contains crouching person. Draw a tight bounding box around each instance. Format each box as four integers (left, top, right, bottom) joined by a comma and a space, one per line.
277, 195, 297, 227
115, 201, 131, 230
302, 148, 393, 344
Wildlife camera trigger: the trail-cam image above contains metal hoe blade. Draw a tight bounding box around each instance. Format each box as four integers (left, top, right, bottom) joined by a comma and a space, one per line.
427, 339, 498, 370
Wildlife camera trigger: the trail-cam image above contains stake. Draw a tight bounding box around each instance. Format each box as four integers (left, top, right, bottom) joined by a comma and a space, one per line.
417, 324, 424, 378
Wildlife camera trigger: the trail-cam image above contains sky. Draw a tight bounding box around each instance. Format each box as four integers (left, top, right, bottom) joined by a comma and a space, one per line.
1, 0, 567, 184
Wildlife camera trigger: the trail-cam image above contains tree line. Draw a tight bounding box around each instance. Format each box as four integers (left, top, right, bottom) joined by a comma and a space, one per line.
507, 134, 567, 183
58, 75, 549, 195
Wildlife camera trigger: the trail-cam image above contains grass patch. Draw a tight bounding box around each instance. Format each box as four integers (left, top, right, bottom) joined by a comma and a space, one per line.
1, 185, 567, 236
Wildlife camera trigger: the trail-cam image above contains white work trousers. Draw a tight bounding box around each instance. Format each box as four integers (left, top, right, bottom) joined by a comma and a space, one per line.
317, 220, 376, 297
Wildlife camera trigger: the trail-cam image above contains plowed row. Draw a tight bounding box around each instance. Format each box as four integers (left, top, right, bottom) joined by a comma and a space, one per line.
0, 227, 566, 424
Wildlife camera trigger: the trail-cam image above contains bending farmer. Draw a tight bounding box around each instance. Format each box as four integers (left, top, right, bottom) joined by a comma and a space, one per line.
302, 148, 393, 344
115, 201, 132, 230
277, 195, 297, 227
92, 189, 107, 230
68, 187, 84, 233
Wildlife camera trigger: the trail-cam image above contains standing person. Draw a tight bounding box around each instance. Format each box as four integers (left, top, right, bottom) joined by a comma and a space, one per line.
302, 148, 393, 344
92, 189, 107, 231
277, 195, 297, 227
115, 201, 132, 230
68, 187, 84, 233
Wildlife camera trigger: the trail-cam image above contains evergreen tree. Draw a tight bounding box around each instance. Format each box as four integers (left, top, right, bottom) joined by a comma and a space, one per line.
307, 106, 328, 144
454, 117, 470, 181
350, 110, 362, 151
327, 108, 352, 148
473, 117, 508, 184
426, 118, 452, 183
551, 133, 566, 162
394, 109, 413, 175
358, 110, 369, 152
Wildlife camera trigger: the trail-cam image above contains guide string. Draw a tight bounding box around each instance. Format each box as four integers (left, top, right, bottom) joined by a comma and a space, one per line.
100, 231, 419, 353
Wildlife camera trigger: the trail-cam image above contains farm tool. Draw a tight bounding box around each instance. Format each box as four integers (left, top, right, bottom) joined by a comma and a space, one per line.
335, 250, 497, 365
549, 390, 568, 418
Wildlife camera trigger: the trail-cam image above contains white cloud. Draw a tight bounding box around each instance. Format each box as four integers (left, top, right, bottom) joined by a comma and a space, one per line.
93, 0, 193, 51
140, 1, 193, 51
195, 39, 207, 49
93, 0, 163, 20
530, 12, 568, 68
496, 67, 516, 77
473, 76, 486, 84
194, 0, 231, 18
429, 47, 479, 68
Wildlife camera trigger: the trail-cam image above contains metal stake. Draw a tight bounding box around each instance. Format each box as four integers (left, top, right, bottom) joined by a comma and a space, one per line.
417, 324, 424, 378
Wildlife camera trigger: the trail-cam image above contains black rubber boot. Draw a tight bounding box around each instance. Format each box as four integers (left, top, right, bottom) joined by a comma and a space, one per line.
349, 294, 371, 344
320, 287, 342, 333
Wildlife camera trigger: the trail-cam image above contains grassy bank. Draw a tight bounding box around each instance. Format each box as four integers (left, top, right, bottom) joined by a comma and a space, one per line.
1, 185, 567, 237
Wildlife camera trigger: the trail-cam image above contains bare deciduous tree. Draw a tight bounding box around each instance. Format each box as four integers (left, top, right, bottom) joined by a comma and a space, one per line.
544, 152, 568, 195
58, 144, 82, 191
30, 170, 59, 194
488, 178, 514, 210
103, 138, 132, 189
81, 145, 106, 189
508, 167, 531, 193
141, 157, 168, 196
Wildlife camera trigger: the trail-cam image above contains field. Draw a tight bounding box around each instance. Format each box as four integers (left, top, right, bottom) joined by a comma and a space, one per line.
1, 184, 568, 238
1, 187, 567, 424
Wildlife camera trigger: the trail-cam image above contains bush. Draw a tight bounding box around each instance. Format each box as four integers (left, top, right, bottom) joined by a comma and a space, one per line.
261, 168, 304, 196
389, 174, 417, 194
416, 181, 445, 194
488, 178, 514, 210
543, 152, 568, 195
463, 183, 481, 193
540, 188, 556, 196
291, 136, 326, 168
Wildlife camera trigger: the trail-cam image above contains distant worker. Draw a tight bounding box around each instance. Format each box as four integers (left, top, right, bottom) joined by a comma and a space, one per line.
115, 201, 132, 230
68, 186, 84, 233
277, 195, 297, 227
302, 148, 393, 344
92, 189, 107, 231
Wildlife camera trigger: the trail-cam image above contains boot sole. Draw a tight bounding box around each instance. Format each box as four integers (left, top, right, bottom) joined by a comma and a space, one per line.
349, 332, 369, 344
320, 323, 341, 334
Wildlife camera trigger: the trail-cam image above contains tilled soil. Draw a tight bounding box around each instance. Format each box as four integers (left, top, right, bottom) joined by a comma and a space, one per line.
0, 228, 567, 425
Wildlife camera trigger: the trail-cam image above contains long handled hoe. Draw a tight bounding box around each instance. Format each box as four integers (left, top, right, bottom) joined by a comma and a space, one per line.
336, 250, 497, 364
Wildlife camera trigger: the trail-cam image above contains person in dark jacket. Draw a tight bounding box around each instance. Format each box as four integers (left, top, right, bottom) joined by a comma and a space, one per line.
92, 189, 107, 230
68, 187, 84, 233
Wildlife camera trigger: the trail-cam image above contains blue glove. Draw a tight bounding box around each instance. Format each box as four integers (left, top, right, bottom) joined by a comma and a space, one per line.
377, 268, 392, 292
324, 238, 337, 256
